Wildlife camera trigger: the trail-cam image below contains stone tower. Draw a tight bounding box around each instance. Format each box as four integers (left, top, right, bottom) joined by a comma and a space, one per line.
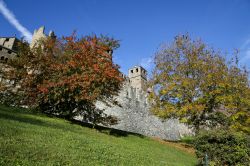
128, 66, 147, 91
30, 26, 56, 48
30, 26, 46, 48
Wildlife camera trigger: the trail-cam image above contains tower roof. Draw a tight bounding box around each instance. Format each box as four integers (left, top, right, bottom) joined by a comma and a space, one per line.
129, 65, 147, 72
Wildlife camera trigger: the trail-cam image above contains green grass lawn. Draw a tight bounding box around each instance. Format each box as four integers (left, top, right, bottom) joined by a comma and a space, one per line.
0, 105, 197, 166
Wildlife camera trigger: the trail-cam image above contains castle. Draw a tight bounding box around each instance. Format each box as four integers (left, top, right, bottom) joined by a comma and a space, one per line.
30, 26, 56, 48
0, 26, 56, 61
96, 65, 192, 140
0, 37, 20, 62
0, 26, 192, 140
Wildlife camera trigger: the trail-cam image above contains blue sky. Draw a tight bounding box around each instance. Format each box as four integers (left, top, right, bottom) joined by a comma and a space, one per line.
0, 0, 250, 74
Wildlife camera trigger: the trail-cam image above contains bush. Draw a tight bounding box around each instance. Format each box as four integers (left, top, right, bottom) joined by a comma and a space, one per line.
180, 135, 195, 145
194, 129, 250, 165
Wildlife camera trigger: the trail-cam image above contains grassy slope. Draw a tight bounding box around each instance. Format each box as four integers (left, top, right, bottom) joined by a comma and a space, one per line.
0, 105, 197, 166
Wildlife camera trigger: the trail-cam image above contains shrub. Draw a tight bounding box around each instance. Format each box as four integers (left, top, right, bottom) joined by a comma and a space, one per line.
194, 129, 250, 165
180, 135, 195, 145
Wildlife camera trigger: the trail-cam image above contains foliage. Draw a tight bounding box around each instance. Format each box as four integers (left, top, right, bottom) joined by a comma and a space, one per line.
0, 33, 123, 125
0, 104, 197, 166
180, 135, 195, 145
149, 34, 250, 133
194, 129, 250, 166
0, 40, 34, 106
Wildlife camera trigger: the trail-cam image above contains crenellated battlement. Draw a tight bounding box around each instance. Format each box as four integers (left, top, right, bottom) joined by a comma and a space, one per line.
30, 26, 56, 48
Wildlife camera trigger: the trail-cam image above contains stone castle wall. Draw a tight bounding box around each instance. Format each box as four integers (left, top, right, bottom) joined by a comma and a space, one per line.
0, 37, 19, 62
96, 81, 193, 141
30, 26, 47, 48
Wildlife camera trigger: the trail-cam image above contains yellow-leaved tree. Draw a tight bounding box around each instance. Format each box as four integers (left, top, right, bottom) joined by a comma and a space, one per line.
149, 34, 250, 133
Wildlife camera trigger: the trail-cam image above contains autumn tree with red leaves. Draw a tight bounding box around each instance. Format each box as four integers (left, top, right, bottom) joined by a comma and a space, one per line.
2, 33, 123, 125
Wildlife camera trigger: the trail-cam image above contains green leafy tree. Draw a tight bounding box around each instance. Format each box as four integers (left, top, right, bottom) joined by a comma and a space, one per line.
149, 34, 250, 133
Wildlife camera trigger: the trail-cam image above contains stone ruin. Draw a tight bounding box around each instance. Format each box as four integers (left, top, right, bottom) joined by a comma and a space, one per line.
96, 66, 193, 140
30, 26, 56, 48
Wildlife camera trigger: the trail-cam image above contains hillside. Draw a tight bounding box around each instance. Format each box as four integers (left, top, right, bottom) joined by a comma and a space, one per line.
0, 105, 197, 166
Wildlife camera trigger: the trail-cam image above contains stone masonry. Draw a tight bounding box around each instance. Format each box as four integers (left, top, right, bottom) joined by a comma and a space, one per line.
30, 26, 56, 48
96, 66, 193, 141
0, 37, 19, 62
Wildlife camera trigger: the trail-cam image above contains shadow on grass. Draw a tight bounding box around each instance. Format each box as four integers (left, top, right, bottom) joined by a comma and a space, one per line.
0, 106, 45, 126
0, 110, 72, 133
0, 111, 45, 126
69, 119, 145, 138
0, 105, 82, 133
0, 105, 145, 138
